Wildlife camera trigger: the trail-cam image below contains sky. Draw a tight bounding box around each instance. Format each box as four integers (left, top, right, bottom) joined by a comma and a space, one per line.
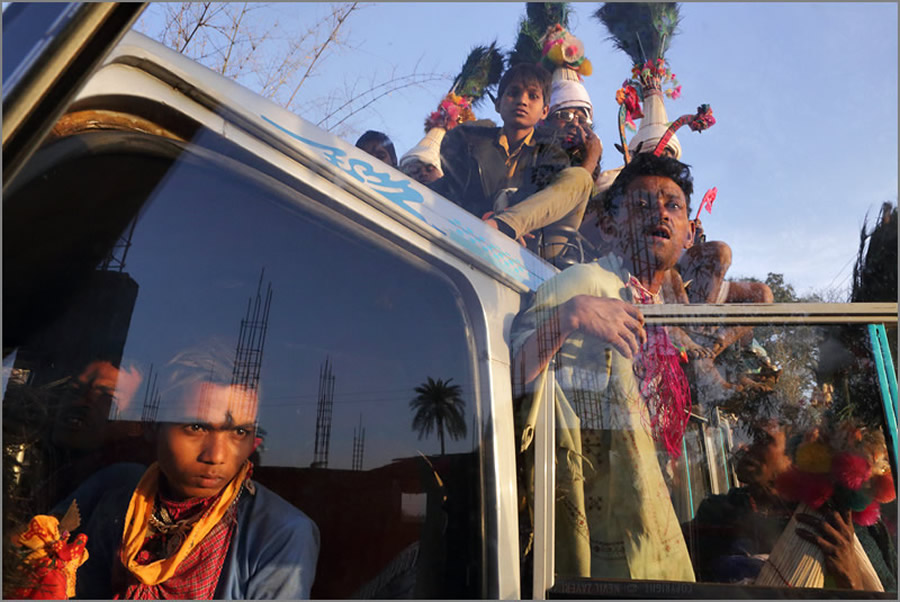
133, 2, 898, 298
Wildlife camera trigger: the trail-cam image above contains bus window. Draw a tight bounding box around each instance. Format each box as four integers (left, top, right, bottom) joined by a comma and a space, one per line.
3, 128, 484, 599
515, 303, 897, 597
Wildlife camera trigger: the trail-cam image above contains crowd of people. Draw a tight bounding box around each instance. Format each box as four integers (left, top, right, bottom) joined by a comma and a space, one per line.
4, 7, 895, 600
353, 17, 897, 592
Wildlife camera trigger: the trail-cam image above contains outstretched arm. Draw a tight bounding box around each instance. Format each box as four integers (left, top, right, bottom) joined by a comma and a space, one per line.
513, 294, 646, 384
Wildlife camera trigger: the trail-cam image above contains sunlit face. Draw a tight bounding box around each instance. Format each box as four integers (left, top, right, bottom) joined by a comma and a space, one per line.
601, 174, 694, 273
52, 361, 143, 450
548, 107, 591, 146
496, 80, 549, 131
358, 140, 396, 167
156, 382, 258, 500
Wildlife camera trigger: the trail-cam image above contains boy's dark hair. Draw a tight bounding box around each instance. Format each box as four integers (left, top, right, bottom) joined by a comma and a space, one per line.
496, 63, 552, 108
600, 152, 694, 216
355, 130, 397, 165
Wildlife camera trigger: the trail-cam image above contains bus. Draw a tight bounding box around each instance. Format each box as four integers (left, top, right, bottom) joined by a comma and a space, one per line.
3, 3, 897, 599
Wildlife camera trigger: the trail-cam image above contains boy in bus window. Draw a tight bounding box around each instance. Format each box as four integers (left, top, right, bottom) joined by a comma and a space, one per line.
511, 152, 696, 581
54, 346, 319, 599
430, 63, 601, 259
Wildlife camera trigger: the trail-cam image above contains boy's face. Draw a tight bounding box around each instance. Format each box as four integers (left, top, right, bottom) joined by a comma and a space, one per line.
601, 174, 695, 273
359, 140, 396, 167
156, 381, 258, 500
496, 79, 549, 131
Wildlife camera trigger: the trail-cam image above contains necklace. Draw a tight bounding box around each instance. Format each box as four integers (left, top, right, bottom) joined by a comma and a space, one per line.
147, 479, 249, 558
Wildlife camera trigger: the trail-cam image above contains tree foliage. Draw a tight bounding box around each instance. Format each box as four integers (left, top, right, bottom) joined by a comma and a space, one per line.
409, 377, 467, 456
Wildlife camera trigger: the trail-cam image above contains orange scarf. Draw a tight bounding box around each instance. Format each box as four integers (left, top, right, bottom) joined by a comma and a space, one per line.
119, 461, 250, 586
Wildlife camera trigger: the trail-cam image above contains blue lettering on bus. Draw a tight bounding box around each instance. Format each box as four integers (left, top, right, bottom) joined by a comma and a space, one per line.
261, 115, 428, 222
261, 113, 538, 288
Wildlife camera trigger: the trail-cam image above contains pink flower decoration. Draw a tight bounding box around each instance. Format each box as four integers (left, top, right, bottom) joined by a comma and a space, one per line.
832, 452, 870, 491
670, 85, 682, 100
853, 501, 881, 526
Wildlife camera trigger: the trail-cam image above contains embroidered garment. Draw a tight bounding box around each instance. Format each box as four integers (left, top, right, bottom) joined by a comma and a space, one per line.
513, 254, 695, 581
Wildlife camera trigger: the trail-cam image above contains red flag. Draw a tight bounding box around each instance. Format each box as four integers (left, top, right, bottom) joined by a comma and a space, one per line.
695, 186, 717, 221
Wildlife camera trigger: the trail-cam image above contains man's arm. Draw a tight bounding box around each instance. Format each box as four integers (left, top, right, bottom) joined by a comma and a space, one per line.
247, 510, 320, 599
513, 294, 647, 384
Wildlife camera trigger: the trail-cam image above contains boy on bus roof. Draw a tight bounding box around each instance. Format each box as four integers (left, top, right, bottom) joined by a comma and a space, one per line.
429, 62, 601, 259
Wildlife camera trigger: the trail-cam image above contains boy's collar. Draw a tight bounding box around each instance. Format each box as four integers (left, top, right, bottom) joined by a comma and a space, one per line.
497, 128, 535, 154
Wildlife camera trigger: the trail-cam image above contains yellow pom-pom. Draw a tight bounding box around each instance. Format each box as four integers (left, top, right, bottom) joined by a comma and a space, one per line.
795, 441, 832, 473
547, 45, 564, 65
579, 59, 593, 77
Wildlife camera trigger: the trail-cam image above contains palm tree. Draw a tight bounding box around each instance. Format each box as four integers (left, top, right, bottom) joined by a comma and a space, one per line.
409, 377, 467, 455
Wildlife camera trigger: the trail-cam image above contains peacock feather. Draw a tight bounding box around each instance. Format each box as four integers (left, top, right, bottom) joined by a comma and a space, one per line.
451, 42, 505, 108
594, 2, 681, 66
508, 2, 571, 67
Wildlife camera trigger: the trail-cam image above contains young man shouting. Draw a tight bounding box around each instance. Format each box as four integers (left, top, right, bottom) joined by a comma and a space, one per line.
512, 153, 697, 581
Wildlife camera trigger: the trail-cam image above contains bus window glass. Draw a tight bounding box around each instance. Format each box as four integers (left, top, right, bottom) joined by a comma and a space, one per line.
514, 309, 897, 596
2, 129, 483, 599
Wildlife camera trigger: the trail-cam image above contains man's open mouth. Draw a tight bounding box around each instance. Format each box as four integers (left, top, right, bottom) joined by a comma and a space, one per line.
648, 226, 671, 239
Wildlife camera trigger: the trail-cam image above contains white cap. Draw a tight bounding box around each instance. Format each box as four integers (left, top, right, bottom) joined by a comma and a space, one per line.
399, 127, 446, 173
628, 90, 681, 159
548, 79, 593, 121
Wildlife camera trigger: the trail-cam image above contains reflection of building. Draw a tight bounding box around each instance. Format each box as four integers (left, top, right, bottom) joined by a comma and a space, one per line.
229, 270, 272, 422
312, 357, 335, 468
352, 414, 365, 471
256, 451, 478, 599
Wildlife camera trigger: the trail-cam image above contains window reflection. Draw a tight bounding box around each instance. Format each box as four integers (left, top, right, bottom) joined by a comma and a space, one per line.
3, 129, 483, 598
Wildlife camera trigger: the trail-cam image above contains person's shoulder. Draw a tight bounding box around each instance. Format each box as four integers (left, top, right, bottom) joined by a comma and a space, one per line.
696, 487, 753, 523
448, 121, 500, 142
244, 481, 318, 535
54, 462, 146, 516
540, 259, 622, 294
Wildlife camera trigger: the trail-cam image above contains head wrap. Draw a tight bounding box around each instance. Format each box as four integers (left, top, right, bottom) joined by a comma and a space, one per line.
549, 79, 593, 121
398, 128, 446, 173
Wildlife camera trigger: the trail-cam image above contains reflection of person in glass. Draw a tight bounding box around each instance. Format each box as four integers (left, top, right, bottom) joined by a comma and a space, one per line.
512, 152, 697, 581
51, 360, 143, 451
689, 422, 896, 590
38, 360, 144, 507
57, 347, 319, 599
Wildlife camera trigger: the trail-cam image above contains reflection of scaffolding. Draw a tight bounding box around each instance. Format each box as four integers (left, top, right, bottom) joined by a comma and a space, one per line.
313, 357, 335, 468
231, 269, 273, 415
352, 414, 365, 471
98, 218, 137, 273
140, 363, 160, 423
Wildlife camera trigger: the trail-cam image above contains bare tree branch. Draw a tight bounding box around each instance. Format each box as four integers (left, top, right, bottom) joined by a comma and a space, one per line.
179, 1, 211, 53
136, 3, 448, 135
285, 2, 360, 108
317, 70, 448, 131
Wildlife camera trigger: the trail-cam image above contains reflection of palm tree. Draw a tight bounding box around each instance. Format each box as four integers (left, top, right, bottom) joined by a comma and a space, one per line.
410, 377, 467, 455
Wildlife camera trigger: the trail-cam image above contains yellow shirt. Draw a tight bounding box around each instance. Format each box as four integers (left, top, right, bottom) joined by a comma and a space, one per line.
497, 129, 535, 182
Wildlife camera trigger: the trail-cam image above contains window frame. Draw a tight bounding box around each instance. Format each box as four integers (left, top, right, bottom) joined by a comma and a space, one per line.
532, 302, 899, 599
